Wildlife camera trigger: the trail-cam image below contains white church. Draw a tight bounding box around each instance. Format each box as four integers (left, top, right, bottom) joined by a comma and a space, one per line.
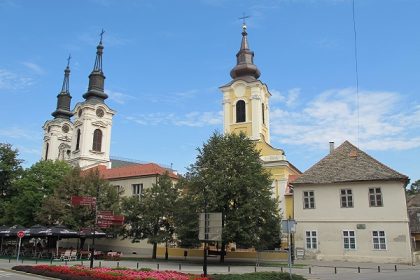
42, 37, 115, 169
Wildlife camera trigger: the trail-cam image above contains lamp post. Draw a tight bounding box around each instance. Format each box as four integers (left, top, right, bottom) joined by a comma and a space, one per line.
203, 179, 208, 277
89, 183, 100, 269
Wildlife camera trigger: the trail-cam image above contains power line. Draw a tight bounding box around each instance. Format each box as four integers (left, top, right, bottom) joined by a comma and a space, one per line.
352, 0, 360, 149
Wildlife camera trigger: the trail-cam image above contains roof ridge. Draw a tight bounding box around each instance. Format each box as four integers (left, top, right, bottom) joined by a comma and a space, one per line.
293, 140, 408, 185
342, 141, 408, 179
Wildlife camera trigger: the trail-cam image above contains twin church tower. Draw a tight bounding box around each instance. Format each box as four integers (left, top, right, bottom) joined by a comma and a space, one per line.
42, 25, 299, 215
42, 36, 115, 169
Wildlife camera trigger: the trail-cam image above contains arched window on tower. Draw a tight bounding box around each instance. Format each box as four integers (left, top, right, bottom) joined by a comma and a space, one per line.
92, 129, 102, 152
45, 143, 49, 160
75, 129, 81, 151
262, 103, 265, 125
236, 100, 246, 123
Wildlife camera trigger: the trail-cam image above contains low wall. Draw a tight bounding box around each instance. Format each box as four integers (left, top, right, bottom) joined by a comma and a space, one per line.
155, 247, 288, 260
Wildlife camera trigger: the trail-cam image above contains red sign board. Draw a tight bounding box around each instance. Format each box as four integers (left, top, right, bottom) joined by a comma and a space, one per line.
17, 231, 25, 238
71, 196, 96, 206
97, 213, 125, 227
98, 210, 113, 216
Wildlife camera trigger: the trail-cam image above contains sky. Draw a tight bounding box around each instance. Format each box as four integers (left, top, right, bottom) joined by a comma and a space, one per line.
0, 0, 419, 183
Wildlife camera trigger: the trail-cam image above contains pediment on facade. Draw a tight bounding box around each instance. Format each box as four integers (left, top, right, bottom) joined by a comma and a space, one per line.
58, 143, 71, 149
57, 135, 72, 142
74, 120, 83, 127
92, 120, 108, 128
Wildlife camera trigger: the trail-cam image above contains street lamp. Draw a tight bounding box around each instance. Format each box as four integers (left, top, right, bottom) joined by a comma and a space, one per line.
203, 178, 208, 277
89, 182, 100, 269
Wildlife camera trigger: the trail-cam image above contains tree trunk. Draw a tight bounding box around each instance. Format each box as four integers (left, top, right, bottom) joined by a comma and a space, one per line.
80, 238, 86, 251
220, 241, 225, 263
165, 241, 168, 260
152, 242, 157, 259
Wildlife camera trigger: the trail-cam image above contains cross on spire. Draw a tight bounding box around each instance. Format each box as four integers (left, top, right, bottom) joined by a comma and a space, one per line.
239, 13, 250, 31
99, 29, 105, 44
66, 54, 71, 68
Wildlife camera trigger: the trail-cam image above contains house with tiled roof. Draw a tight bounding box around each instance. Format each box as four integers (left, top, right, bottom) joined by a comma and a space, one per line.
292, 140, 412, 263
78, 161, 178, 255
84, 161, 178, 199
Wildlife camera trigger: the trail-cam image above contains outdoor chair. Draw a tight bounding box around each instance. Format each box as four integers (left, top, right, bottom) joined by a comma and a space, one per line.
60, 250, 71, 261
69, 250, 77, 261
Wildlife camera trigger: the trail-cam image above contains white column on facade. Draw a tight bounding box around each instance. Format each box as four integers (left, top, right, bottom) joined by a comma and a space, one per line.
222, 96, 231, 134
266, 102, 271, 144
251, 88, 261, 141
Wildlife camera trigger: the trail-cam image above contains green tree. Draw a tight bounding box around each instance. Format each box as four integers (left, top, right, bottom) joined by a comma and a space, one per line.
121, 173, 178, 259
186, 132, 281, 261
407, 179, 420, 195
0, 143, 23, 222
36, 167, 121, 232
173, 178, 201, 248
3, 160, 73, 226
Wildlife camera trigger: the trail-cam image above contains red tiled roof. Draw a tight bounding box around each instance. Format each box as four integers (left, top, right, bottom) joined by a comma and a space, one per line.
83, 163, 178, 180
285, 174, 300, 195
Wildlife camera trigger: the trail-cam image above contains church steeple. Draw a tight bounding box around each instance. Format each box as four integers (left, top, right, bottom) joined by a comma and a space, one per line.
230, 22, 261, 80
83, 30, 108, 102
52, 56, 73, 119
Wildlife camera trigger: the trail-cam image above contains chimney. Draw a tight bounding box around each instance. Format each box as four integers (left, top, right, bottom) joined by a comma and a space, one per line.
329, 141, 335, 154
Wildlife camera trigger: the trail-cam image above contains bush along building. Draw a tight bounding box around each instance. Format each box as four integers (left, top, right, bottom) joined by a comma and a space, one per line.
292, 141, 412, 263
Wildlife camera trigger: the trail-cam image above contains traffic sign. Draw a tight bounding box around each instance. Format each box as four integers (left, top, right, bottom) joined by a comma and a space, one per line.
17, 230, 25, 238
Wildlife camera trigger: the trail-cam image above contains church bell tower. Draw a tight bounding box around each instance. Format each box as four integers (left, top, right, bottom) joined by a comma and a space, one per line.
219, 22, 273, 148
220, 22, 301, 224
68, 32, 115, 169
42, 57, 74, 161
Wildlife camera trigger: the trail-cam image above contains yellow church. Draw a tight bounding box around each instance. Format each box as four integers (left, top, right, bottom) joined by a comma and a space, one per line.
219, 23, 301, 220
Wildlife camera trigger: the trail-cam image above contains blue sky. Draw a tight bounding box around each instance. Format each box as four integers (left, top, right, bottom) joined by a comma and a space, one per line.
0, 0, 419, 183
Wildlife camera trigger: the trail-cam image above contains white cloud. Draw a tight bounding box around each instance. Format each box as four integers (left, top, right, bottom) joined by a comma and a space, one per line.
0, 69, 33, 91
0, 127, 34, 140
270, 87, 420, 151
126, 111, 223, 127
107, 89, 135, 104
17, 145, 40, 155
271, 88, 300, 107
22, 62, 45, 75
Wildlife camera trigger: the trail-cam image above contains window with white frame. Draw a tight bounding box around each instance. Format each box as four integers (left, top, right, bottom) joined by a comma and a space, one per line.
340, 189, 353, 208
343, 230, 356, 250
305, 231, 317, 249
132, 184, 143, 197
369, 187, 383, 207
303, 191, 315, 209
372, 231, 387, 250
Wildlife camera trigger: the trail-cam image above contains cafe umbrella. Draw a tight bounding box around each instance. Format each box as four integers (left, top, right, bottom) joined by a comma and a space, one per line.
0, 225, 9, 253
7, 225, 26, 237
24, 224, 49, 237
43, 225, 79, 256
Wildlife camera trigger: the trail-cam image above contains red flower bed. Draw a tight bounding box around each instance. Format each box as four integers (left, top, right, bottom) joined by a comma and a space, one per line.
13, 265, 209, 280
